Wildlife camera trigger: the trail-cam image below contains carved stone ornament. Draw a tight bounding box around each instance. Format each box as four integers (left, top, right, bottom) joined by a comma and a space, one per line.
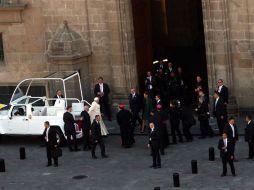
47, 21, 91, 61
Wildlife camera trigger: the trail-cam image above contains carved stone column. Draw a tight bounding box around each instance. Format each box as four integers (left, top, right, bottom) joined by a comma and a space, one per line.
202, 0, 238, 115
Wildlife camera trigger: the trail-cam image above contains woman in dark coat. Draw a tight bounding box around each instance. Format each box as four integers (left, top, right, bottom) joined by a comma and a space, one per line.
141, 92, 153, 133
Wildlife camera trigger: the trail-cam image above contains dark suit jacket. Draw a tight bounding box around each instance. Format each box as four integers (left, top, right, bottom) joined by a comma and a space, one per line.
197, 98, 209, 120
91, 120, 102, 141
80, 110, 91, 130
224, 123, 238, 141
129, 93, 142, 112
149, 129, 160, 149
245, 121, 254, 142
213, 98, 227, 118
169, 107, 181, 126
63, 112, 76, 132
94, 83, 110, 100
218, 138, 234, 158
154, 63, 166, 73
218, 85, 228, 104
43, 126, 58, 148
145, 76, 156, 91
181, 106, 195, 126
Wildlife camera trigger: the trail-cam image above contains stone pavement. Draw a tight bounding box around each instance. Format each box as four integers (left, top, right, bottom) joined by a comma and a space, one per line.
0, 117, 254, 190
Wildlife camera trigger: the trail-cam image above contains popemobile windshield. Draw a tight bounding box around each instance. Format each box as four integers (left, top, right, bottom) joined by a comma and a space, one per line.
0, 71, 90, 145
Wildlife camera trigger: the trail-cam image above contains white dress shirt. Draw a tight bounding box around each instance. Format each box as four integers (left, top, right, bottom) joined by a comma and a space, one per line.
215, 97, 219, 110
229, 124, 235, 138
45, 127, 50, 142
99, 83, 104, 93
224, 138, 228, 152
218, 85, 223, 93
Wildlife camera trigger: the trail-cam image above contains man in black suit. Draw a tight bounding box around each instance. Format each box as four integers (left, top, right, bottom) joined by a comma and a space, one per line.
91, 115, 108, 159
43, 121, 59, 167
145, 71, 156, 96
245, 115, 254, 159
224, 117, 238, 144
94, 77, 111, 121
197, 90, 213, 138
217, 79, 229, 104
155, 94, 163, 109
224, 117, 238, 161
169, 100, 183, 144
117, 104, 134, 148
154, 60, 166, 74
63, 105, 79, 152
148, 122, 161, 169
218, 133, 236, 177
129, 88, 142, 127
164, 62, 175, 77
52, 89, 64, 105
80, 105, 91, 151
213, 91, 228, 135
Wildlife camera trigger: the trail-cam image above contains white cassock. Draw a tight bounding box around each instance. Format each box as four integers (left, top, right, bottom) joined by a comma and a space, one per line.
88, 101, 109, 136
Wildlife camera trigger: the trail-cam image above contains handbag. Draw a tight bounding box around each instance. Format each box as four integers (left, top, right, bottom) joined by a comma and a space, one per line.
51, 147, 62, 158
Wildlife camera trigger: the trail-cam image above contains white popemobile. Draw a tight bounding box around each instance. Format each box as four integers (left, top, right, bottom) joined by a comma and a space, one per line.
0, 71, 90, 145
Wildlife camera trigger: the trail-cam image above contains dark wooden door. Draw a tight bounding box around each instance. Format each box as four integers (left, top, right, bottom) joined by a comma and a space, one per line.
131, 0, 153, 92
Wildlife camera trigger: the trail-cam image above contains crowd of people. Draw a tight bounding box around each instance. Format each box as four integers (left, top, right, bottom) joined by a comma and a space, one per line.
43, 61, 254, 177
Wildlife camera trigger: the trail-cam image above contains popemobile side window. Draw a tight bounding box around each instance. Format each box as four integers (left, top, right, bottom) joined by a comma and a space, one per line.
12, 106, 26, 116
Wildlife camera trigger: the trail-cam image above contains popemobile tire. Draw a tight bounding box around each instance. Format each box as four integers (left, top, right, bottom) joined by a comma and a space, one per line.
54, 127, 67, 147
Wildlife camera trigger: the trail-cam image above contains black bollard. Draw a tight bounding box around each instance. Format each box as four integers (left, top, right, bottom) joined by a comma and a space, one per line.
154, 187, 160, 190
0, 159, 5, 172
209, 147, 215, 161
20, 147, 26, 160
191, 160, 198, 174
173, 173, 180, 187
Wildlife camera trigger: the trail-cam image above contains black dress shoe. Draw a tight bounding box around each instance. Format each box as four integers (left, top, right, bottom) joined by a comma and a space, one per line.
102, 154, 108, 158
75, 149, 81, 152
46, 163, 52, 167
92, 155, 98, 159
221, 174, 226, 177
232, 174, 236, 177
69, 148, 74, 152
149, 165, 157, 169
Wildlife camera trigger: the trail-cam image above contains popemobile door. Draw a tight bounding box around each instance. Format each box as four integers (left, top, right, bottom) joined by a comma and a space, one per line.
8, 105, 29, 134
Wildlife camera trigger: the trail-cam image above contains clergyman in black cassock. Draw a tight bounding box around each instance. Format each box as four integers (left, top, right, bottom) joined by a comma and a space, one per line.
116, 105, 135, 148
151, 104, 169, 154
43, 121, 58, 167
218, 133, 236, 177
148, 122, 161, 169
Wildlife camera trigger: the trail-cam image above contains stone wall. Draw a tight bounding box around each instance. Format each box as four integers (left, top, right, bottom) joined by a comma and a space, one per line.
0, 0, 138, 104
202, 0, 254, 109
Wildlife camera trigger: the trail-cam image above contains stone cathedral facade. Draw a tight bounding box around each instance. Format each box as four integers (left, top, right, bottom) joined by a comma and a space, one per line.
0, 0, 254, 110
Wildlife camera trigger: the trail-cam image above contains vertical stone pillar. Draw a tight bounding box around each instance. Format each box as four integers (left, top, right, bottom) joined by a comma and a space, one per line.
202, 0, 238, 115
202, 0, 233, 93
